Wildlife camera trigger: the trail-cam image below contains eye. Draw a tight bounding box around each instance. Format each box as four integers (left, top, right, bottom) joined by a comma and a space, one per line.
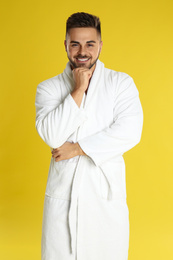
87, 44, 94, 47
71, 44, 78, 47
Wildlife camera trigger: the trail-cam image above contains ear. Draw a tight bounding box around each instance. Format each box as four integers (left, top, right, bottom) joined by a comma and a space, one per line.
64, 40, 67, 52
99, 41, 103, 52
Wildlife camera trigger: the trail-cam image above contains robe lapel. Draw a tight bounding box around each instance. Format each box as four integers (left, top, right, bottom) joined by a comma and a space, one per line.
83, 60, 104, 109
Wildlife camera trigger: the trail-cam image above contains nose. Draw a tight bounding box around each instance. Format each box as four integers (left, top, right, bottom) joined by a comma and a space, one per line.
78, 45, 86, 56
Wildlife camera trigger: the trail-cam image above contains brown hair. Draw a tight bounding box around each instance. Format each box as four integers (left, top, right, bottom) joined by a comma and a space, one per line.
66, 12, 101, 38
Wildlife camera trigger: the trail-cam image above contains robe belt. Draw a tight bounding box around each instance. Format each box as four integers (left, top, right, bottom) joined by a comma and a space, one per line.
68, 156, 84, 255
68, 157, 114, 255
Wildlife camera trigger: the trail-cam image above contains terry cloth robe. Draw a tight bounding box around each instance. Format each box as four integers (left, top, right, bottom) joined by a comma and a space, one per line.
35, 59, 143, 260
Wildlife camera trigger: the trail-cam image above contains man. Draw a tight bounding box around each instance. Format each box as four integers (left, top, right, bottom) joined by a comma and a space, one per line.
35, 12, 143, 260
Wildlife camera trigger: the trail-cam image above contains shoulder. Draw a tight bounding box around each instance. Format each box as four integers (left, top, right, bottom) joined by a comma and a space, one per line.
104, 67, 134, 85
104, 67, 138, 95
37, 74, 62, 89
36, 74, 63, 96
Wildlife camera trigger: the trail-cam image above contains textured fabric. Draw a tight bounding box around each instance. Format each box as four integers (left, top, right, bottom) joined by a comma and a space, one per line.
35, 60, 143, 260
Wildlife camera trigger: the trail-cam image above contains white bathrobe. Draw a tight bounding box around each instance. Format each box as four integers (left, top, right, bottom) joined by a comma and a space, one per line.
35, 59, 143, 260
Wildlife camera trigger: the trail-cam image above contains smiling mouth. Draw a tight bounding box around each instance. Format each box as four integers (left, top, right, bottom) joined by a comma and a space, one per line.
76, 57, 90, 62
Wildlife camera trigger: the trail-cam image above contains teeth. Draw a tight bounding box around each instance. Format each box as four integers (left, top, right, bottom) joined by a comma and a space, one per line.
77, 58, 89, 61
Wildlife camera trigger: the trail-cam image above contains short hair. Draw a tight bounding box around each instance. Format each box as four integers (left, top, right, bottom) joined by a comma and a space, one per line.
66, 12, 101, 39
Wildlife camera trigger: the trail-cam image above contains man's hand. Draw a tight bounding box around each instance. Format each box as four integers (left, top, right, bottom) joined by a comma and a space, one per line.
71, 66, 95, 107
52, 142, 86, 162
72, 67, 93, 92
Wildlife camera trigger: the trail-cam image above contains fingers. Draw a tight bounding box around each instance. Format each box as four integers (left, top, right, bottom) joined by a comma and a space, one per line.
52, 148, 65, 161
73, 68, 92, 81
51, 142, 76, 162
73, 67, 92, 75
52, 151, 61, 162
51, 148, 59, 158
72, 67, 92, 92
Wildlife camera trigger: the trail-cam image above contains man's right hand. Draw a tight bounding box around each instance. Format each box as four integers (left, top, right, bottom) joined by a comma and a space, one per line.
71, 66, 95, 107
72, 67, 93, 92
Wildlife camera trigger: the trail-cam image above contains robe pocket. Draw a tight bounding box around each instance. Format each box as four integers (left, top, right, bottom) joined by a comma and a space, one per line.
99, 161, 126, 200
45, 158, 78, 200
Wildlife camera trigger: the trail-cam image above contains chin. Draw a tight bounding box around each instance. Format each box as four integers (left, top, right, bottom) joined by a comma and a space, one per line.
76, 63, 90, 68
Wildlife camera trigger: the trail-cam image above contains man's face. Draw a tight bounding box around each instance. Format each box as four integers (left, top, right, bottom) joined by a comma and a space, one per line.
64, 27, 103, 69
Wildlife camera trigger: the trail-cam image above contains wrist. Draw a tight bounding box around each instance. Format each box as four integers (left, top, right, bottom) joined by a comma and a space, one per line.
71, 88, 86, 107
74, 142, 85, 156
74, 83, 87, 92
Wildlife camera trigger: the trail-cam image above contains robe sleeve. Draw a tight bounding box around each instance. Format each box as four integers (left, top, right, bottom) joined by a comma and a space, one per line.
78, 75, 143, 166
35, 81, 87, 149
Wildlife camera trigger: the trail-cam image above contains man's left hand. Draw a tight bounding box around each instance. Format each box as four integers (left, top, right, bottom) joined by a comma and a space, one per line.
52, 142, 86, 162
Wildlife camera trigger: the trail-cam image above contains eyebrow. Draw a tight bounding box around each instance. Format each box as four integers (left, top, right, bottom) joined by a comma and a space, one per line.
70, 40, 96, 44
86, 41, 96, 43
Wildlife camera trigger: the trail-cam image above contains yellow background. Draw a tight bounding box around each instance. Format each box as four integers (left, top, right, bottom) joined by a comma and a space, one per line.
0, 0, 173, 259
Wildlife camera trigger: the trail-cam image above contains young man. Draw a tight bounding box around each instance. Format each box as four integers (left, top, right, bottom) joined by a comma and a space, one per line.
35, 12, 143, 260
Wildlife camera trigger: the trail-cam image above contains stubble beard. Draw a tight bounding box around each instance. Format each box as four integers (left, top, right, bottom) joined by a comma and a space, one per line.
67, 49, 101, 70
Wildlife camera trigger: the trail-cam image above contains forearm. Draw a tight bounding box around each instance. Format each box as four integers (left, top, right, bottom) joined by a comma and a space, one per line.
36, 88, 87, 148
71, 88, 85, 107
78, 114, 143, 166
